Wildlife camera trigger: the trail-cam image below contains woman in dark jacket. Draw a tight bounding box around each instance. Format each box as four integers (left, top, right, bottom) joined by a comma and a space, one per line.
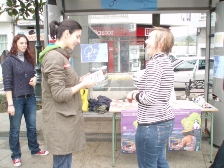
2, 34, 49, 167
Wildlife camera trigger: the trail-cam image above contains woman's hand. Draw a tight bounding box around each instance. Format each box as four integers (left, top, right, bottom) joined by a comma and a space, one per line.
127, 91, 133, 103
127, 90, 139, 103
29, 76, 37, 87
8, 105, 15, 116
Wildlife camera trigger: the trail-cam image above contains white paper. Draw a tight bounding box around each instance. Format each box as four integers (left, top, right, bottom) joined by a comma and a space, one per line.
86, 70, 105, 85
214, 32, 224, 47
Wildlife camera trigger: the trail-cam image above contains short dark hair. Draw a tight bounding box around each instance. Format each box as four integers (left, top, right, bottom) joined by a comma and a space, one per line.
49, 19, 82, 40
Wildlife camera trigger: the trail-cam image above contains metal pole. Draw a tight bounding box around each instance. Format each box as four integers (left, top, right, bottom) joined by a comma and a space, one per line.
152, 14, 160, 27
35, 0, 42, 102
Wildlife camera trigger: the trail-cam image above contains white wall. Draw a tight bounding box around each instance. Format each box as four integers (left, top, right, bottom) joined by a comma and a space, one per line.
0, 0, 13, 51
196, 28, 206, 56
0, 0, 12, 23
191, 13, 216, 28
0, 12, 12, 23
191, 13, 215, 56
89, 13, 191, 26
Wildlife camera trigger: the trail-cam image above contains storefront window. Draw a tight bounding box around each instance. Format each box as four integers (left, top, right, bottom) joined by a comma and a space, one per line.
89, 22, 147, 73
69, 14, 152, 99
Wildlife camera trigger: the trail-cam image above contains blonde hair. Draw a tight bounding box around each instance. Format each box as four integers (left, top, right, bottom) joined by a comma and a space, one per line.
151, 27, 174, 55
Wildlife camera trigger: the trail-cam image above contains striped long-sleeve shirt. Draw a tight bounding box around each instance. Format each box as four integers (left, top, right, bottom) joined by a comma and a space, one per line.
136, 52, 175, 124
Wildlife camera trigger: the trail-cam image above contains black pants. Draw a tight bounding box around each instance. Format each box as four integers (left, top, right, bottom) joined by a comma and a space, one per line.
210, 140, 224, 168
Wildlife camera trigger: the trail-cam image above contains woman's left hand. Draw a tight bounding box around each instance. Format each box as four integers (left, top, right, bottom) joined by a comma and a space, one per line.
29, 76, 37, 86
127, 90, 139, 103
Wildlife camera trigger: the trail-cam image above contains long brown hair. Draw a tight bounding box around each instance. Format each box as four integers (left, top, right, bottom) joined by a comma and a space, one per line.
9, 34, 35, 65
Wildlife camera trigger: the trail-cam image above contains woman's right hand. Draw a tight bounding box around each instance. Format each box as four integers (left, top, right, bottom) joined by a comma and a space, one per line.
127, 91, 133, 103
8, 105, 15, 116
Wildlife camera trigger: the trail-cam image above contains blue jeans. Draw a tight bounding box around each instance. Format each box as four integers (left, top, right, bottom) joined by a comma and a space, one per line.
9, 94, 40, 159
53, 154, 72, 168
135, 119, 174, 168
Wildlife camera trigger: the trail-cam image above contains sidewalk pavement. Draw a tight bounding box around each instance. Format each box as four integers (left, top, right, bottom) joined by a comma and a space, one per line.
0, 110, 218, 168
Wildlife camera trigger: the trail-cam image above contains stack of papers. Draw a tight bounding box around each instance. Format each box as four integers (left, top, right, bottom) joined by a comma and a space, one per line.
109, 100, 123, 112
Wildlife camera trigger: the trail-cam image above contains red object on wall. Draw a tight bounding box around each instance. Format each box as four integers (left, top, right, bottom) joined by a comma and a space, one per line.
108, 41, 114, 72
136, 27, 151, 36
92, 26, 151, 37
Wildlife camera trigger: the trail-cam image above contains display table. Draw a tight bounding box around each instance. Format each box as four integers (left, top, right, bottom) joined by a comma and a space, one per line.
109, 100, 218, 167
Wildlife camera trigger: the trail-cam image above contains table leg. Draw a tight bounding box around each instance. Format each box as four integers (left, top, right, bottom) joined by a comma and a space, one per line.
112, 113, 116, 167
210, 113, 214, 163
200, 124, 202, 150
115, 115, 117, 151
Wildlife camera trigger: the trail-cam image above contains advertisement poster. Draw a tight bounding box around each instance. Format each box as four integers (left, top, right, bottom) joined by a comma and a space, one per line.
168, 109, 201, 151
214, 32, 224, 47
101, 0, 157, 11
121, 110, 138, 154
81, 43, 108, 63
214, 56, 224, 78
121, 108, 201, 153
129, 45, 140, 60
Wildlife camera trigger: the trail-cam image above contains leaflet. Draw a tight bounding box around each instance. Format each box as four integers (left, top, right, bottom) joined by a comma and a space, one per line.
87, 70, 106, 85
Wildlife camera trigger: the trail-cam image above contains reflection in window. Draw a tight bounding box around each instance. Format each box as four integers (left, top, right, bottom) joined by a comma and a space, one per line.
199, 60, 205, 70
174, 61, 195, 71
209, 59, 214, 84
176, 55, 187, 58
169, 55, 175, 61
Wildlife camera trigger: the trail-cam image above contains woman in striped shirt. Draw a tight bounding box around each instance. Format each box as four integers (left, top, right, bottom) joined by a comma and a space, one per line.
127, 27, 175, 168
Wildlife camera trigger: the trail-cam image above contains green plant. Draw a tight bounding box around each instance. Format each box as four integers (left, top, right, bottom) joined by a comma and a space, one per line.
0, 94, 42, 112
36, 101, 42, 110
0, 94, 7, 113
0, 0, 45, 22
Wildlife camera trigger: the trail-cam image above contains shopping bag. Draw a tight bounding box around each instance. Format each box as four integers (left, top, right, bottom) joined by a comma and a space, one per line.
80, 89, 89, 112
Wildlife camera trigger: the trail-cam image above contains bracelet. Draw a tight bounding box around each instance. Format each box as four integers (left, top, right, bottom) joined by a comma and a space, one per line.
8, 104, 14, 106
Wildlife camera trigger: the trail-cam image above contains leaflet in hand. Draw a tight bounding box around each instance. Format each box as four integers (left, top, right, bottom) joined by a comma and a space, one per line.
88, 70, 105, 85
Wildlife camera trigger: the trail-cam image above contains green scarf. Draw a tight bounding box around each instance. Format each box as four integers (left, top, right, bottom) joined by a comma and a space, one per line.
39, 45, 60, 63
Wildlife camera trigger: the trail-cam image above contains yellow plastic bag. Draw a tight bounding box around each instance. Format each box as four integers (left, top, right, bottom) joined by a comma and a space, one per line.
80, 89, 89, 112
